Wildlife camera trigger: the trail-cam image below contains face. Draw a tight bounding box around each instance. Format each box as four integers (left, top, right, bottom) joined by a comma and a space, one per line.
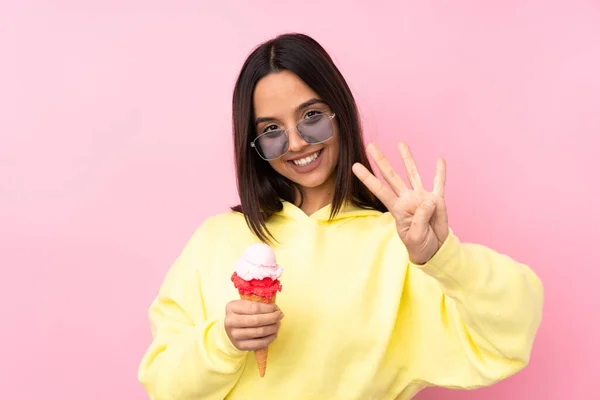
252, 70, 340, 192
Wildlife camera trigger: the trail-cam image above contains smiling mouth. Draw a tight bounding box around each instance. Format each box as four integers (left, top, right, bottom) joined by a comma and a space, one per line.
289, 149, 323, 166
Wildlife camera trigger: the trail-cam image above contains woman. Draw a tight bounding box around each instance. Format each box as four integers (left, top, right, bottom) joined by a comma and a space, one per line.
138, 33, 543, 399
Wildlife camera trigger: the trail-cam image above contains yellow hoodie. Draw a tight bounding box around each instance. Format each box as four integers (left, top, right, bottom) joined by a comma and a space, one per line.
138, 201, 543, 400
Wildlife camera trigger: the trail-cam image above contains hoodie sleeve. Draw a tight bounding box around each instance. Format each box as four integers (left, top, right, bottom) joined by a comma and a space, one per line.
408, 230, 544, 389
138, 223, 247, 400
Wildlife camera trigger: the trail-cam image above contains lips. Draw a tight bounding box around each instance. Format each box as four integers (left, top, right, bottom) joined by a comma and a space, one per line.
289, 150, 322, 166
286, 148, 324, 173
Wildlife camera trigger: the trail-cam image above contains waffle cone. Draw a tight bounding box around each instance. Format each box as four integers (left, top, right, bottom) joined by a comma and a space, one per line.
240, 292, 277, 377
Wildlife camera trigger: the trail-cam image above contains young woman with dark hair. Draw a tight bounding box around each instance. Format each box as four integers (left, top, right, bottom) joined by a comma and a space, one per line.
138, 33, 543, 400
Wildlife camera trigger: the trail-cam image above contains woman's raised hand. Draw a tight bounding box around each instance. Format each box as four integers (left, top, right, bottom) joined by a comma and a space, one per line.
352, 143, 449, 265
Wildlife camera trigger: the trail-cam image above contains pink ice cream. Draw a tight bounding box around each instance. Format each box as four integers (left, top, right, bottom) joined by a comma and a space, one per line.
231, 243, 283, 303
234, 243, 284, 281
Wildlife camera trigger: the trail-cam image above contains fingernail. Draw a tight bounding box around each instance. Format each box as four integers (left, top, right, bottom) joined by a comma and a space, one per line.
424, 199, 435, 207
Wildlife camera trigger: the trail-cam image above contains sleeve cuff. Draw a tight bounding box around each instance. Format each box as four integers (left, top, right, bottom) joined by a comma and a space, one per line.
409, 229, 478, 295
206, 318, 246, 360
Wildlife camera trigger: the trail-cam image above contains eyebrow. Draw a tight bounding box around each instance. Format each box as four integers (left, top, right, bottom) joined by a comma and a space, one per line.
254, 98, 327, 126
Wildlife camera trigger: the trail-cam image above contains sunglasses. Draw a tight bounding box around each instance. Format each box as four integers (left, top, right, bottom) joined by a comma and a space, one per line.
250, 113, 336, 160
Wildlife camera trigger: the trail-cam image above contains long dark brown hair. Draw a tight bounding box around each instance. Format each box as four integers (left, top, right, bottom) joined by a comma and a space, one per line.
231, 33, 385, 242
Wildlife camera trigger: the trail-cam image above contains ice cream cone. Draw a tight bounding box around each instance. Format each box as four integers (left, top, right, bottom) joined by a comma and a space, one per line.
240, 293, 277, 377
232, 243, 283, 378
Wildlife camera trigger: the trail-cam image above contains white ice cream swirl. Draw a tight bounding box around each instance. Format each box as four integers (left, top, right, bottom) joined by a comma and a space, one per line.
234, 243, 284, 281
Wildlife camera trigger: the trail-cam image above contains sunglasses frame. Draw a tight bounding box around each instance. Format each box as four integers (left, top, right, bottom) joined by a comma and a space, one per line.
250, 113, 336, 161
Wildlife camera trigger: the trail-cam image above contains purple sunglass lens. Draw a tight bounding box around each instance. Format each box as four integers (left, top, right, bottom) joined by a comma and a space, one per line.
256, 131, 288, 160
297, 114, 333, 143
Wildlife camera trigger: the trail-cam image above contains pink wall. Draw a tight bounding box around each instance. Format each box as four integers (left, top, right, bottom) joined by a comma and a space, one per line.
1, 1, 598, 399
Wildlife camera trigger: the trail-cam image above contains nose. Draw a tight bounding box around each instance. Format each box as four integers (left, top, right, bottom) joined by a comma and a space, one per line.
287, 127, 309, 153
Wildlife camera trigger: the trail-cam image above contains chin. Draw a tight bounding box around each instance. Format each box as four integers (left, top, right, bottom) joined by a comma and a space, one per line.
291, 172, 332, 189
271, 162, 335, 189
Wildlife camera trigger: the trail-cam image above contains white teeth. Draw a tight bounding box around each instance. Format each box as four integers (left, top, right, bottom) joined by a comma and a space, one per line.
292, 150, 321, 166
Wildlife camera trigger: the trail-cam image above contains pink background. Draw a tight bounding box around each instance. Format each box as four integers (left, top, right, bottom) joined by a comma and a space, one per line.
1, 1, 598, 399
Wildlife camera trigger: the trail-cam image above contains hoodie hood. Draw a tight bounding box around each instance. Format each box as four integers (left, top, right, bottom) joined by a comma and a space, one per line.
274, 200, 384, 224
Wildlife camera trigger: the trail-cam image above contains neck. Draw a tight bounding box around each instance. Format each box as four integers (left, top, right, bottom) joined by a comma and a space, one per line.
295, 176, 336, 216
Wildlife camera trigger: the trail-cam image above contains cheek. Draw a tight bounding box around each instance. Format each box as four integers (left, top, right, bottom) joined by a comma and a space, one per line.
268, 159, 287, 175
328, 136, 341, 165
